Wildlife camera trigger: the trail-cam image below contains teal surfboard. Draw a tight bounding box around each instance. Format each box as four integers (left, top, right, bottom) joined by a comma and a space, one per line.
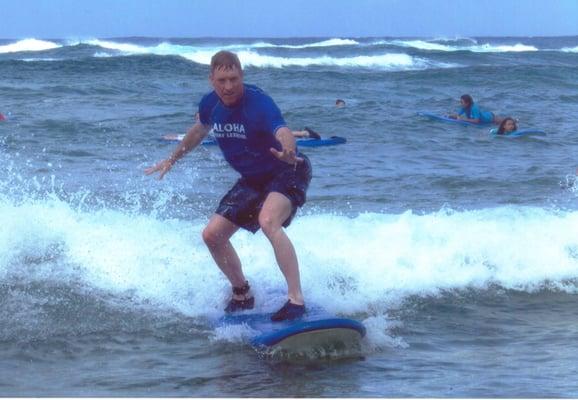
417, 111, 492, 128
489, 128, 547, 138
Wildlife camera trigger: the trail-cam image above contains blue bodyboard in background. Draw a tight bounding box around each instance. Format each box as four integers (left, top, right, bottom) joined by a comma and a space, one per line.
489, 128, 547, 138
159, 135, 347, 147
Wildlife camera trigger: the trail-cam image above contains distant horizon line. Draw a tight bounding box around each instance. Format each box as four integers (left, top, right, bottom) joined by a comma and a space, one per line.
1, 34, 578, 41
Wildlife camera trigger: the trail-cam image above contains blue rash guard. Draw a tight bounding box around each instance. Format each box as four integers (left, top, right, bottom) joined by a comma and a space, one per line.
198, 84, 289, 179
457, 103, 494, 123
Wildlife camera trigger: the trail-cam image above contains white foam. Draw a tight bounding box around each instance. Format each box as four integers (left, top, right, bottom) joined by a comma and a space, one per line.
2, 38, 573, 60
268, 38, 360, 49
2, 197, 578, 320
470, 43, 538, 52
0, 39, 61, 54
385, 39, 538, 53
210, 323, 259, 344
179, 49, 457, 70
19, 58, 60, 62
389, 39, 459, 52
50, 38, 455, 70
362, 315, 408, 350
74, 38, 357, 55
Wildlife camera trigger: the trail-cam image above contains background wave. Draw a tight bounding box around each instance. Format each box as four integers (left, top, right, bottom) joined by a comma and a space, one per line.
1, 37, 577, 68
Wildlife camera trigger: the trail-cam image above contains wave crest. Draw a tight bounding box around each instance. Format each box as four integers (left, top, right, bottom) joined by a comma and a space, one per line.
181, 50, 459, 70
384, 39, 538, 52
0, 38, 61, 54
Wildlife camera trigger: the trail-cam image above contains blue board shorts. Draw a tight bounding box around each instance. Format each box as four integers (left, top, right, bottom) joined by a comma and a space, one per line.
215, 154, 312, 233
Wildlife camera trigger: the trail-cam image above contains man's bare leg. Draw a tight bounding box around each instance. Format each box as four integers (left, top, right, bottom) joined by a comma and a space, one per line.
202, 214, 250, 301
258, 192, 304, 305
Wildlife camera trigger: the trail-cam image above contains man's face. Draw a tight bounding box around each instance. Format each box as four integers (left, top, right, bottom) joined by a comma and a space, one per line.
210, 66, 244, 107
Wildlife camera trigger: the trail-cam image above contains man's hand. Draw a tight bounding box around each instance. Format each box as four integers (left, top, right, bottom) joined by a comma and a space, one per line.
270, 147, 304, 166
144, 158, 174, 180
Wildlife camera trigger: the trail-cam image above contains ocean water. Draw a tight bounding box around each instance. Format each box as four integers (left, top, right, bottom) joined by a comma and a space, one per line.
1, 36, 578, 397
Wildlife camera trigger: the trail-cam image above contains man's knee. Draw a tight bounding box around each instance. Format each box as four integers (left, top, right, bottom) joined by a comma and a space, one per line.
258, 213, 282, 236
203, 215, 239, 247
202, 226, 216, 246
202, 224, 227, 247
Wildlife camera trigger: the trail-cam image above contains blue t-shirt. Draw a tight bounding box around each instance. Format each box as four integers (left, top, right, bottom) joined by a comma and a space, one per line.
458, 103, 494, 123
198, 84, 288, 179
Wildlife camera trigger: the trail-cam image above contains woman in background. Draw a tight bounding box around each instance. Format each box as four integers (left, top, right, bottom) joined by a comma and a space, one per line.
449, 94, 504, 125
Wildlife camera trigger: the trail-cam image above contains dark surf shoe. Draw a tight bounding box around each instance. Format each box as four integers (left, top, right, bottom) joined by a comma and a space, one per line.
224, 296, 255, 313
271, 300, 305, 322
224, 281, 254, 313
303, 127, 321, 140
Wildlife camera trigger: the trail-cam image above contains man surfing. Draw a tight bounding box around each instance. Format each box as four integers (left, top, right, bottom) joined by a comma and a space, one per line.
145, 51, 312, 322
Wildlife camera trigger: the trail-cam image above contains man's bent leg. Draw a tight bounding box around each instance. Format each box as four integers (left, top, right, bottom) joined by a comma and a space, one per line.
202, 214, 248, 300
258, 192, 304, 305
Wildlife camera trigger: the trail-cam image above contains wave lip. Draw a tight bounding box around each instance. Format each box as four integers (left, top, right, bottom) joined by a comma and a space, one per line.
382, 39, 539, 53
180, 50, 460, 70
470, 43, 538, 52
70, 37, 358, 53
267, 38, 360, 49
2, 37, 576, 59
0, 38, 61, 54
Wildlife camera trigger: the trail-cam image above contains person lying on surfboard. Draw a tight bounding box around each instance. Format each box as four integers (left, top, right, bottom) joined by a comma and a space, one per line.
495, 117, 518, 135
292, 127, 321, 139
448, 94, 504, 125
146, 50, 311, 322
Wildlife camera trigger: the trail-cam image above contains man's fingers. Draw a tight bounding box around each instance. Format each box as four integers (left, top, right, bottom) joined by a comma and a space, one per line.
145, 160, 171, 178
144, 165, 159, 175
269, 147, 303, 165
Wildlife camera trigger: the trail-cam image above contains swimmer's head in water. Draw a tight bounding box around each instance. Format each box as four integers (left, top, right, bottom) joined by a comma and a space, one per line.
335, 99, 345, 108
497, 117, 518, 135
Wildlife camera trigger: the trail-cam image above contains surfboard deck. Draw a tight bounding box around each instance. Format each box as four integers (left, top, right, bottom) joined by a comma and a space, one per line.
417, 111, 492, 128
159, 135, 347, 147
216, 309, 365, 357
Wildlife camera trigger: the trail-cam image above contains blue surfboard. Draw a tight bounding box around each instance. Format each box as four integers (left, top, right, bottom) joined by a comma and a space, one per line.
216, 309, 365, 357
417, 111, 492, 128
293, 136, 347, 147
159, 135, 347, 147
489, 128, 547, 138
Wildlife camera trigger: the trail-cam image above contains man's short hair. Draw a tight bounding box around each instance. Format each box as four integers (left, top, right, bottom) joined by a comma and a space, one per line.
211, 51, 243, 73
